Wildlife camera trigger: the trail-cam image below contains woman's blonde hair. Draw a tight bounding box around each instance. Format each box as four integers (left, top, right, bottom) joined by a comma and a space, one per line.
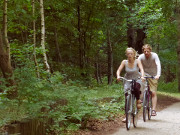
142, 44, 152, 52
125, 47, 137, 59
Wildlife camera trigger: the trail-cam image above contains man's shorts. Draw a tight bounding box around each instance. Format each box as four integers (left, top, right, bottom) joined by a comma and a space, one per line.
148, 78, 158, 92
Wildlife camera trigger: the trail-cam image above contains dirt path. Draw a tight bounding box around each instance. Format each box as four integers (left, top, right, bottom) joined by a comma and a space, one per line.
112, 102, 180, 135
75, 94, 180, 135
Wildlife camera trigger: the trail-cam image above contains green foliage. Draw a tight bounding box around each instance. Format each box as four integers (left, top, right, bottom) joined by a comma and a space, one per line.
0, 65, 125, 133
158, 80, 178, 93
46, 82, 125, 133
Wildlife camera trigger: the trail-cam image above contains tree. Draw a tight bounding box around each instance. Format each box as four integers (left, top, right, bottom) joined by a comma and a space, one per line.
107, 29, 113, 85
32, 0, 40, 78
0, 0, 16, 98
40, 0, 50, 72
2, 0, 10, 63
0, 31, 16, 97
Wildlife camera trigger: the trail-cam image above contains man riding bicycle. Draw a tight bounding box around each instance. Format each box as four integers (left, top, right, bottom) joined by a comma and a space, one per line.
138, 44, 161, 116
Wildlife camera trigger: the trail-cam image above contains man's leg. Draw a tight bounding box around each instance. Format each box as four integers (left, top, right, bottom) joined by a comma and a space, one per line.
148, 79, 158, 115
152, 91, 157, 111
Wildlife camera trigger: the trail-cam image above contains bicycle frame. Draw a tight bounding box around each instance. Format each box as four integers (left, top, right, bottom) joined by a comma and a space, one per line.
143, 76, 154, 122
125, 82, 136, 115
120, 77, 139, 130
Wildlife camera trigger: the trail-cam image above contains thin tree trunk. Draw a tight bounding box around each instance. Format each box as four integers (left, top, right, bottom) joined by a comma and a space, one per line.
54, 28, 62, 62
107, 29, 113, 85
95, 57, 102, 84
77, 1, 83, 69
40, 0, 50, 72
32, 0, 40, 78
3, 0, 10, 64
95, 62, 100, 83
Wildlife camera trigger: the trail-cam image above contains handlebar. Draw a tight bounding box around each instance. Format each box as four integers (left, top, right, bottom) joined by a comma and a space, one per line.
144, 76, 154, 79
118, 76, 153, 82
118, 77, 133, 82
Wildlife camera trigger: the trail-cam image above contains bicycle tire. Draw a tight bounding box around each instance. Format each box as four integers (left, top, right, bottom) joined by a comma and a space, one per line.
132, 96, 138, 128
143, 91, 147, 122
125, 94, 131, 130
148, 92, 152, 120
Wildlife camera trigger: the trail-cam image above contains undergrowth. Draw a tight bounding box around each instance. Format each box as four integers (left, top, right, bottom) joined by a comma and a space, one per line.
0, 67, 125, 134
158, 80, 180, 98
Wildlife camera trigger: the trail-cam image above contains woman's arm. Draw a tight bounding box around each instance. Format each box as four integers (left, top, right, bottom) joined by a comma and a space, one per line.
116, 60, 125, 80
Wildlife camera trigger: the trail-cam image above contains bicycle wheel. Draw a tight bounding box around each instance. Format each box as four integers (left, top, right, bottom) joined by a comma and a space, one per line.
125, 94, 131, 130
148, 92, 152, 120
132, 96, 138, 128
143, 91, 147, 122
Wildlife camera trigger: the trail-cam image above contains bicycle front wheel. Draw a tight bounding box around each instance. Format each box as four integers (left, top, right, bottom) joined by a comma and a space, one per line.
143, 91, 147, 122
132, 96, 138, 128
125, 94, 131, 130
148, 92, 152, 120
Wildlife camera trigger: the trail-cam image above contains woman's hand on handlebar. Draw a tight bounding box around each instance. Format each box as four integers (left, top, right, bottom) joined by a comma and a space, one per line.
141, 76, 145, 82
116, 77, 121, 82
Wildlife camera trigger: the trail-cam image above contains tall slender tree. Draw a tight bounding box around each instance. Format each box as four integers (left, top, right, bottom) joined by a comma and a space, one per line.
3, 0, 10, 63
107, 29, 113, 85
40, 0, 50, 72
32, 0, 40, 77
0, 0, 16, 98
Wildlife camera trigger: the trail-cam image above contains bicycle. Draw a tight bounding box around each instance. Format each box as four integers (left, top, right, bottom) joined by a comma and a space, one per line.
143, 76, 154, 122
119, 77, 139, 130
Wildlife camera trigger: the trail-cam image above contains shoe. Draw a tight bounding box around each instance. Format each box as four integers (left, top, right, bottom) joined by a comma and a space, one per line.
122, 118, 126, 123
136, 99, 142, 109
151, 110, 157, 116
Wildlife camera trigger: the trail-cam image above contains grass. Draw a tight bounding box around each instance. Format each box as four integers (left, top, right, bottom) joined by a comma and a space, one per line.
86, 84, 124, 100
157, 91, 180, 99
158, 80, 180, 99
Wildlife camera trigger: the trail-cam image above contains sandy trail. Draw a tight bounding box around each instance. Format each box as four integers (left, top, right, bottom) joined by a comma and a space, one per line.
112, 102, 180, 135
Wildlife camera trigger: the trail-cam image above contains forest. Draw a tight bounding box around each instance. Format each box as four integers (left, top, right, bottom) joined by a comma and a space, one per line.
0, 0, 180, 134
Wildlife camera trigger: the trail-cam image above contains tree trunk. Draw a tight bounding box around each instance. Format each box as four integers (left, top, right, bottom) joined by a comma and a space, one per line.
40, 0, 50, 72
77, 1, 84, 69
54, 28, 62, 62
3, 0, 10, 64
32, 0, 40, 78
95, 53, 102, 84
0, 31, 16, 98
127, 24, 136, 48
135, 28, 146, 54
1, 0, 16, 98
107, 29, 113, 85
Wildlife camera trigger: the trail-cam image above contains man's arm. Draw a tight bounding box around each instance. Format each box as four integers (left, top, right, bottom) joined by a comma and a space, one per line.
154, 53, 161, 80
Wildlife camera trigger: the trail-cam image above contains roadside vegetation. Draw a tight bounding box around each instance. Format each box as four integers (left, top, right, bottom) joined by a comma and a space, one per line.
0, 63, 125, 134
158, 80, 180, 98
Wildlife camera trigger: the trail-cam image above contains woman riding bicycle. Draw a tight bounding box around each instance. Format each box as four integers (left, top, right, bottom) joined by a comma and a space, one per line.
116, 47, 145, 122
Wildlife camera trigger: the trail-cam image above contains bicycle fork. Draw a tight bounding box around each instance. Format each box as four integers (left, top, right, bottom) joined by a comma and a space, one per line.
126, 92, 136, 116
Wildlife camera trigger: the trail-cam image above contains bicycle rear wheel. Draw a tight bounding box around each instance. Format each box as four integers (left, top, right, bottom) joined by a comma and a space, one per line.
132, 96, 138, 128
148, 92, 152, 120
125, 94, 131, 130
143, 91, 147, 122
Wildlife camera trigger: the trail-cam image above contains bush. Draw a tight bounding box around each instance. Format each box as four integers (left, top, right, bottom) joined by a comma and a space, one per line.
158, 80, 178, 93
